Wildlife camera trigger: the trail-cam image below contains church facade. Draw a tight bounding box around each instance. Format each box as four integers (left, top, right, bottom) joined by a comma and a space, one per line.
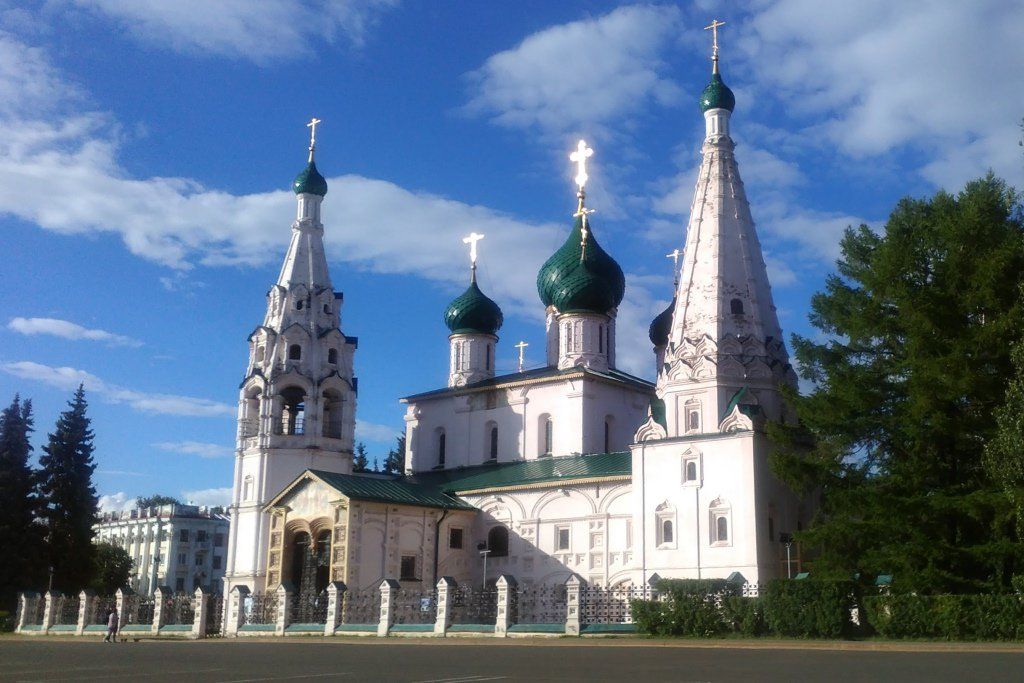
223, 49, 806, 600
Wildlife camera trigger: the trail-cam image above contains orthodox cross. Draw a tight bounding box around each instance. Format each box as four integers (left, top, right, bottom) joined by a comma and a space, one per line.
306, 117, 322, 161
570, 139, 596, 260
463, 232, 485, 278
666, 248, 681, 286
515, 341, 529, 372
704, 19, 725, 70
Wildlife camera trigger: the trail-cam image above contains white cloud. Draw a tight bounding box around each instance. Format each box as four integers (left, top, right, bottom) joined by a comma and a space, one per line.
98, 491, 136, 513
465, 4, 683, 136
0, 360, 234, 417
355, 419, 398, 444
8, 317, 142, 347
740, 0, 1024, 189
181, 486, 232, 508
69, 0, 398, 63
154, 441, 234, 458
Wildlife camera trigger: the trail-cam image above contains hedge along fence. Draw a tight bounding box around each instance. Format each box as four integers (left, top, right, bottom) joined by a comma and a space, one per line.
631, 579, 856, 639
864, 594, 1024, 641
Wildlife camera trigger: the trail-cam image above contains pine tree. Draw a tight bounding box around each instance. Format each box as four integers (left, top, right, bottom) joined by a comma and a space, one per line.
985, 337, 1024, 538
352, 442, 370, 473
0, 395, 44, 609
38, 386, 99, 593
770, 175, 1024, 594
382, 435, 406, 475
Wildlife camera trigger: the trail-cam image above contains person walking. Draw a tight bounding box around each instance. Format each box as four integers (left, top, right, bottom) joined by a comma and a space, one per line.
103, 607, 119, 643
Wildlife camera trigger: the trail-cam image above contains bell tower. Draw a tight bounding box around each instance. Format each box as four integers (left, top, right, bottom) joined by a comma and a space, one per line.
223, 119, 358, 595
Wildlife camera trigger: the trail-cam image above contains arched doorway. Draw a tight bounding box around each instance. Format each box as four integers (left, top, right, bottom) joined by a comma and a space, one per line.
287, 529, 331, 622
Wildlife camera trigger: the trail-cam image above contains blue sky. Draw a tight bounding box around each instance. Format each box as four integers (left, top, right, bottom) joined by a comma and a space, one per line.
1, 1, 1021, 510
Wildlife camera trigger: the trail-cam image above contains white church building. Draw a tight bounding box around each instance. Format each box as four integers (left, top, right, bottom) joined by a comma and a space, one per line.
223, 44, 807, 602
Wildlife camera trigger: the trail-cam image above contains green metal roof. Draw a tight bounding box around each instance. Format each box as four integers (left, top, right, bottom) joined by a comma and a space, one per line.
308, 470, 475, 510
700, 71, 736, 113
444, 277, 503, 335
536, 215, 625, 313
293, 160, 328, 196
401, 364, 653, 402
410, 451, 632, 493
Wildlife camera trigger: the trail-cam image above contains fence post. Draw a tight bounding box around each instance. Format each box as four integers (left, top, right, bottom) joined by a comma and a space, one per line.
41, 590, 59, 634
77, 590, 95, 636
154, 585, 173, 635
115, 586, 134, 632
325, 581, 346, 636
192, 586, 210, 639
434, 577, 455, 636
225, 585, 249, 637
495, 575, 516, 637
378, 579, 399, 637
275, 583, 291, 636
16, 591, 38, 633
565, 575, 581, 636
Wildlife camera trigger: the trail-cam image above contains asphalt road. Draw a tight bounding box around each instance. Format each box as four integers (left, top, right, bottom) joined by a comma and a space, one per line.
1, 637, 1022, 683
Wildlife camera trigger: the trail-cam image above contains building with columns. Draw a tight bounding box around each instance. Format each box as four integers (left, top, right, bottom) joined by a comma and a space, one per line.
225, 35, 806, 603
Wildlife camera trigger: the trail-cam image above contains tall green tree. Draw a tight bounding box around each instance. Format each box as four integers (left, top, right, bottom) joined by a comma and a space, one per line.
38, 386, 99, 592
382, 435, 406, 475
770, 175, 1024, 594
985, 337, 1024, 535
136, 494, 180, 508
0, 395, 44, 609
90, 542, 133, 595
352, 442, 370, 473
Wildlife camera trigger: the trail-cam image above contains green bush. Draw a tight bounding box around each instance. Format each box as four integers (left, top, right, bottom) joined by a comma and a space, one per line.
630, 579, 741, 637
721, 596, 766, 636
864, 594, 1024, 640
763, 579, 855, 638
0, 610, 12, 632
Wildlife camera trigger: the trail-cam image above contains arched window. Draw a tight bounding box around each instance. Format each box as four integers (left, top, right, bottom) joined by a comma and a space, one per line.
296, 299, 304, 310
323, 304, 331, 314
730, 298, 744, 315
655, 502, 676, 547
487, 526, 509, 557
242, 475, 253, 501
716, 516, 729, 542
687, 409, 700, 432
322, 389, 343, 439
598, 325, 604, 353
685, 460, 698, 482
710, 498, 732, 546
327, 348, 337, 364
662, 519, 674, 544
543, 417, 553, 456
438, 431, 446, 466
255, 346, 264, 362
288, 344, 302, 361
489, 426, 498, 460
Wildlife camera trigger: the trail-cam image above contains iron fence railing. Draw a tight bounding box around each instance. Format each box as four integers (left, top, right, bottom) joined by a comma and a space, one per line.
340, 589, 380, 625
54, 595, 80, 625
93, 596, 116, 625
391, 589, 436, 624
163, 593, 195, 625
241, 592, 278, 626
514, 584, 566, 624
448, 586, 497, 625
289, 590, 328, 624
206, 595, 224, 635
580, 585, 653, 624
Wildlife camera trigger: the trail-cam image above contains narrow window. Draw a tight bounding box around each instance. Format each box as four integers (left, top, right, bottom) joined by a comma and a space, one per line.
179, 529, 189, 543
625, 519, 633, 549
604, 419, 611, 453
598, 325, 604, 353
544, 418, 553, 456
448, 528, 464, 550
730, 298, 744, 315
327, 348, 338, 364
400, 555, 417, 581
556, 527, 570, 551
178, 553, 186, 565
323, 304, 330, 314
687, 410, 699, 432
717, 516, 729, 542
768, 516, 775, 543
175, 577, 185, 592
489, 427, 498, 460
288, 344, 301, 361
487, 526, 509, 557
255, 346, 264, 362
212, 556, 222, 570
296, 299, 304, 310
685, 460, 698, 482
438, 432, 446, 466
662, 519, 674, 544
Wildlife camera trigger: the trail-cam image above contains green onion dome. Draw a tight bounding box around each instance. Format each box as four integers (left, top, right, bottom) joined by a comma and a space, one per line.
537, 215, 626, 314
293, 160, 328, 196
699, 72, 735, 113
648, 297, 675, 347
444, 278, 503, 335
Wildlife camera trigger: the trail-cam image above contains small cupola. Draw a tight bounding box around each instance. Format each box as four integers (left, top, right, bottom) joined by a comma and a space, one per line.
649, 298, 674, 347
444, 276, 503, 336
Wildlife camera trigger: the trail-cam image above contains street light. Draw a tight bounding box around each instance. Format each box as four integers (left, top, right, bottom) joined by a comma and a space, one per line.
779, 533, 793, 579
476, 542, 491, 589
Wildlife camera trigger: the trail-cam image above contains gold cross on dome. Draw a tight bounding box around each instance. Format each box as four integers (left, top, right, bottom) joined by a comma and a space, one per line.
306, 117, 322, 161
667, 248, 682, 286
570, 139, 594, 192
462, 232, 485, 267
704, 19, 726, 57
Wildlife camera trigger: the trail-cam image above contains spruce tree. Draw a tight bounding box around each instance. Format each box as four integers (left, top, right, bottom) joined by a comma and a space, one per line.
382, 435, 406, 475
770, 175, 1024, 594
0, 395, 44, 609
38, 386, 99, 593
352, 442, 370, 473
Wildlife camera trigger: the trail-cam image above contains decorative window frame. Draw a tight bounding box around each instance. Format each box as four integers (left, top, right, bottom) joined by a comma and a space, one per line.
655, 501, 677, 549
554, 525, 571, 552
681, 447, 702, 487
709, 497, 732, 548
683, 398, 701, 434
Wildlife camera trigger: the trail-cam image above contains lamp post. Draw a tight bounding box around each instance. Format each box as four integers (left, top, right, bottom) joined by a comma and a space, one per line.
48, 565, 54, 592
779, 533, 793, 579
476, 543, 491, 589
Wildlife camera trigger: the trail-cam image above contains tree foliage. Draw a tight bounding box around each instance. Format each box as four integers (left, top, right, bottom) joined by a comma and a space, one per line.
0, 395, 45, 609
770, 175, 1024, 594
90, 542, 133, 595
38, 386, 99, 593
352, 442, 370, 473
136, 494, 180, 509
382, 435, 406, 475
